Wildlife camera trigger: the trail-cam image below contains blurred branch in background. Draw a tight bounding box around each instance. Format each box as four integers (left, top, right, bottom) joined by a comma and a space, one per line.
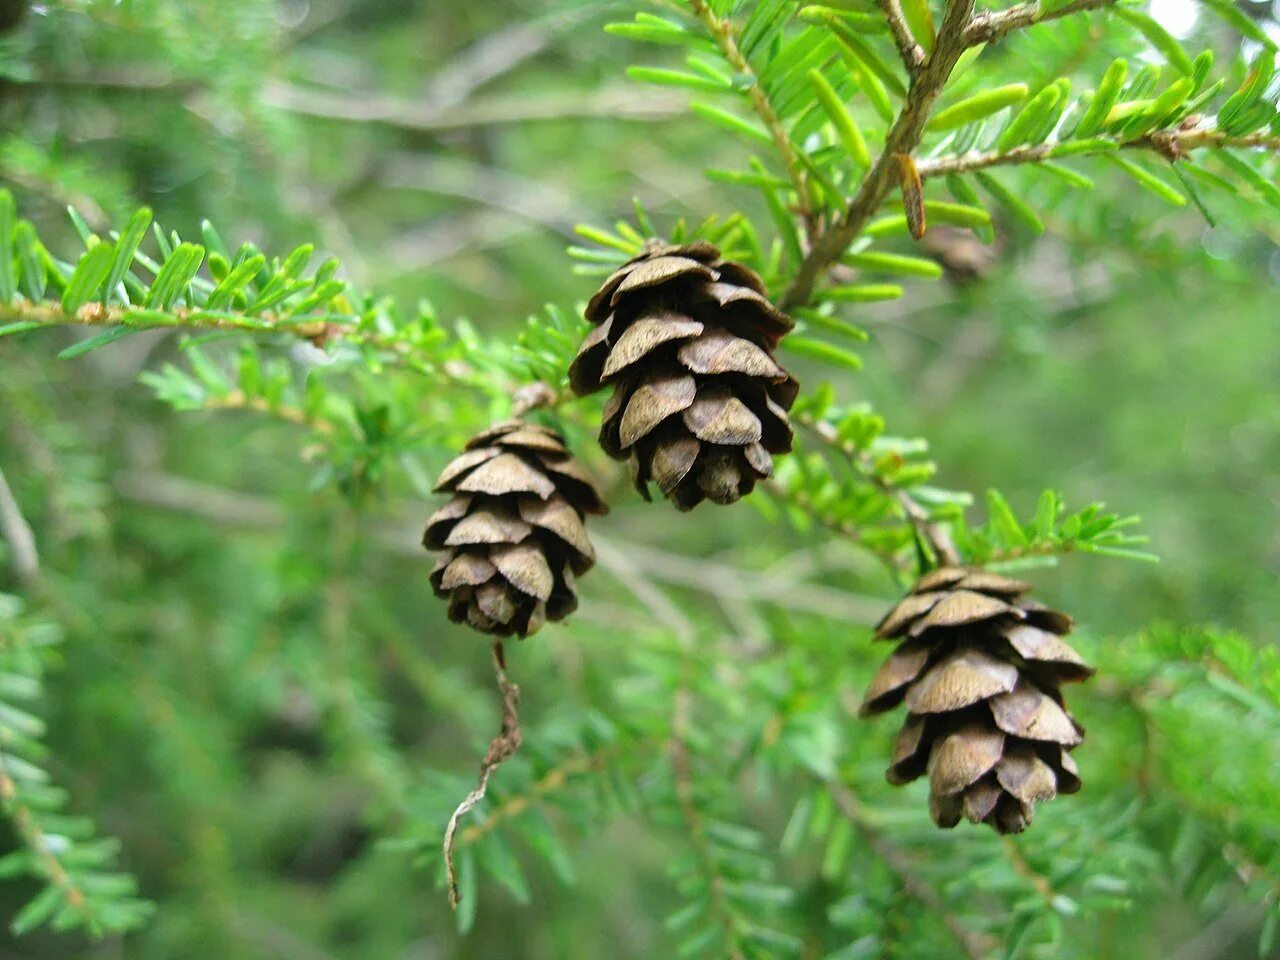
419, 5, 598, 110
0, 467, 39, 587
260, 81, 685, 133
825, 780, 997, 960
382, 154, 588, 237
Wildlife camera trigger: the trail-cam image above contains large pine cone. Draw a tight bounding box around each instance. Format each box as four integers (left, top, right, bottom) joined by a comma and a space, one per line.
569, 241, 798, 511
424, 419, 607, 638
860, 567, 1093, 834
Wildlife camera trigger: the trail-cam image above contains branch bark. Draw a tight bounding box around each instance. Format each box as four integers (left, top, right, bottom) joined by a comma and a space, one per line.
916, 127, 1280, 178
878, 0, 927, 72
781, 0, 978, 309
443, 640, 522, 910
964, 0, 1120, 45
0, 298, 439, 375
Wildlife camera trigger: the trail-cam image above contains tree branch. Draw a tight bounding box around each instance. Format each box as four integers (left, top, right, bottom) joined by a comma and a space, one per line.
455, 743, 637, 848
0, 759, 91, 916
202, 393, 336, 434
878, 0, 927, 72
916, 127, 1280, 178
687, 0, 814, 233
795, 413, 960, 568
825, 780, 996, 960
443, 640, 522, 910
593, 533, 888, 623
670, 684, 747, 960
781, 0, 978, 309
964, 0, 1121, 45
419, 7, 593, 111
1001, 836, 1058, 906
260, 80, 683, 133
36, 71, 684, 132
0, 298, 440, 375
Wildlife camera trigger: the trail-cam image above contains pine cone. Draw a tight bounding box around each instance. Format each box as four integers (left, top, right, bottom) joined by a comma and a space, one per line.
569, 241, 798, 511
423, 419, 607, 638
860, 567, 1093, 834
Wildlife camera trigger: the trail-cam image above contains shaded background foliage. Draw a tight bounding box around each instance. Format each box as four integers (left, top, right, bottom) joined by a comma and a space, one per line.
0, 0, 1278, 958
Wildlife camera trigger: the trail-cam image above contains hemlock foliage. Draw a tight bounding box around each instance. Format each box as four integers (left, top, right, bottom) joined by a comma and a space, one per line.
0, 0, 1277, 957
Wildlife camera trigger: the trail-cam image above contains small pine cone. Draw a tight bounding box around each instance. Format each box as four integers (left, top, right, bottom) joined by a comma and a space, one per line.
423, 419, 607, 638
569, 241, 798, 511
860, 566, 1094, 834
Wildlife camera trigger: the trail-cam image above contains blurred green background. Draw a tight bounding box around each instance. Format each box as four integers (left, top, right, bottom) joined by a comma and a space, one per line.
0, 0, 1278, 957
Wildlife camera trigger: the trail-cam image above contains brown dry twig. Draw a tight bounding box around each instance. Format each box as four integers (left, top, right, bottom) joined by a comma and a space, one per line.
442, 640, 523, 910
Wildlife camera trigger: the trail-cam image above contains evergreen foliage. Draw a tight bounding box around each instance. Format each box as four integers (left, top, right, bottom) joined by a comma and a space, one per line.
0, 0, 1277, 957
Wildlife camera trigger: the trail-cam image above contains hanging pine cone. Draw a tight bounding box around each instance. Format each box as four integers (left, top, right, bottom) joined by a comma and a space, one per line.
860, 566, 1093, 834
423, 419, 606, 638
569, 241, 798, 511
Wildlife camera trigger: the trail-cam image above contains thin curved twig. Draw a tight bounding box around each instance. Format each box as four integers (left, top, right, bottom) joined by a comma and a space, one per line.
442, 640, 522, 910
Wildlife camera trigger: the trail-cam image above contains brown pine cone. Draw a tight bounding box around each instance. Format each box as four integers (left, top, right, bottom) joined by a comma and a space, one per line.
569, 241, 798, 511
423, 419, 606, 638
860, 566, 1093, 834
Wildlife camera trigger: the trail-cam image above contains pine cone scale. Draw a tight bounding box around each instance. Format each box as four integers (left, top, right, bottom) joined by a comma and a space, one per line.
491, 542, 554, 599
902, 648, 1018, 713
441, 507, 531, 546
534, 458, 609, 514
615, 256, 715, 299
616, 372, 696, 448
455, 453, 557, 498
928, 722, 1004, 795
434, 447, 501, 489
683, 389, 762, 445
569, 322, 612, 394
601, 316, 704, 380
963, 778, 1003, 822
492, 428, 570, 453
677, 328, 783, 378
859, 642, 930, 715
875, 590, 947, 637
518, 496, 594, 568
436, 553, 494, 589
996, 746, 1058, 803
990, 681, 1082, 745
650, 432, 699, 492
743, 441, 772, 477
911, 589, 1018, 634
